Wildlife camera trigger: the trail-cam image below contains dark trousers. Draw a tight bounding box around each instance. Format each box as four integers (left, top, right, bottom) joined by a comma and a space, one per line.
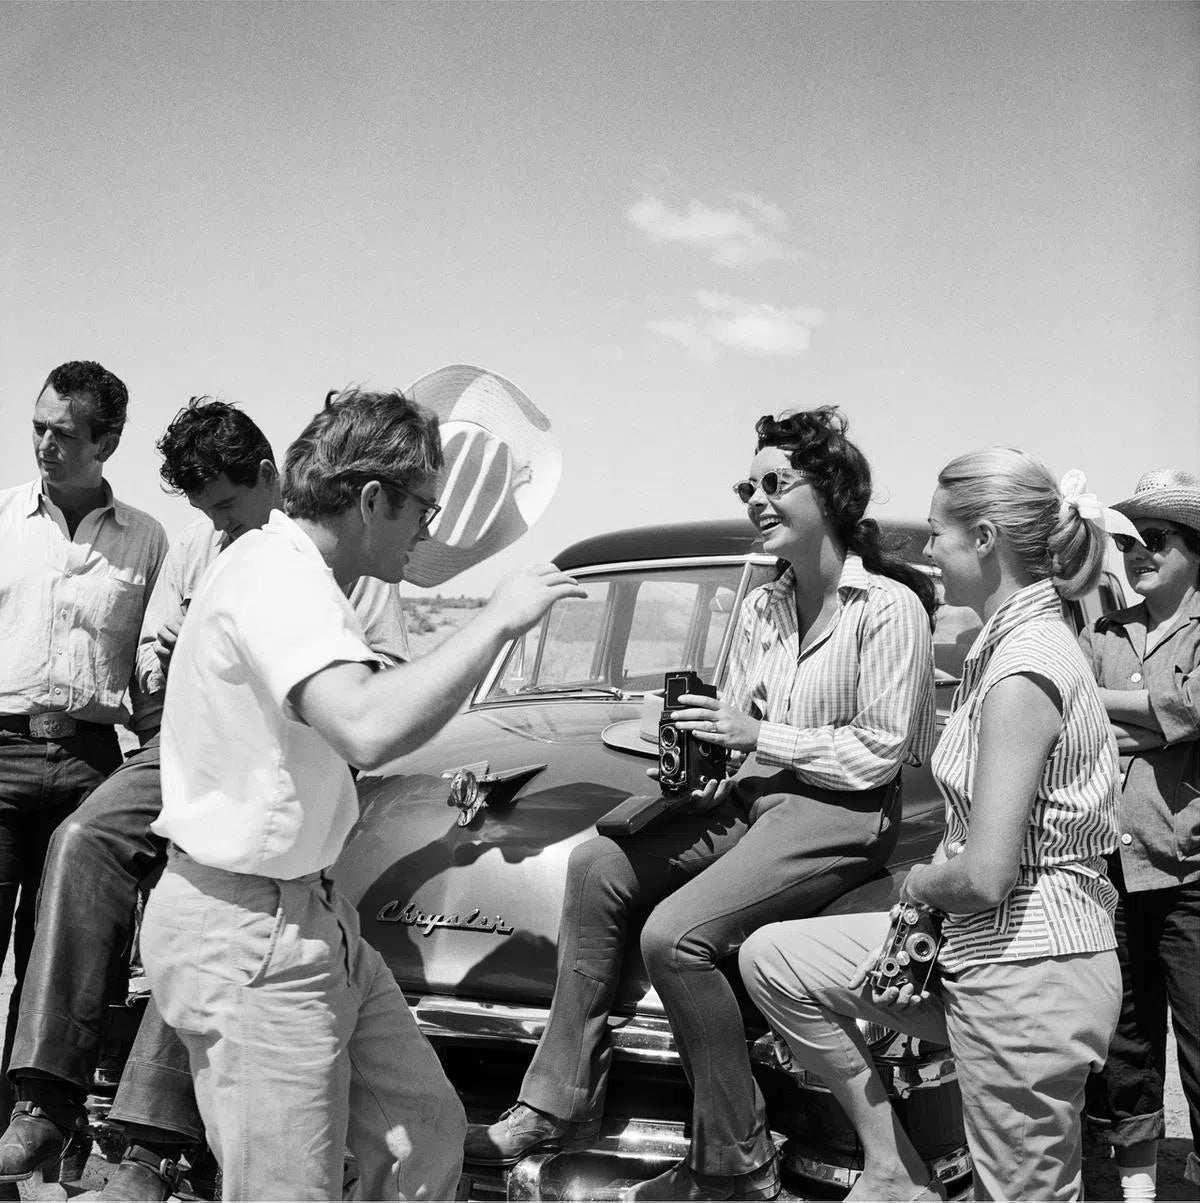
0, 728, 121, 1121
520, 764, 900, 1177
8, 736, 202, 1140
1085, 856, 1200, 1155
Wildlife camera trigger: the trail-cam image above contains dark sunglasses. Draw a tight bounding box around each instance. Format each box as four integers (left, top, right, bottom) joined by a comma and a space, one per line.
732, 469, 808, 505
1113, 529, 1175, 555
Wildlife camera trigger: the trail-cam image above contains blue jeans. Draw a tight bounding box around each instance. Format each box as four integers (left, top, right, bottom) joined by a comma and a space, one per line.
0, 728, 120, 1120
141, 850, 465, 1201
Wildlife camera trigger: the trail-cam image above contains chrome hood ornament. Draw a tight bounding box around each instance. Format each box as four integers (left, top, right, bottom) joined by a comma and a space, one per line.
442, 761, 547, 826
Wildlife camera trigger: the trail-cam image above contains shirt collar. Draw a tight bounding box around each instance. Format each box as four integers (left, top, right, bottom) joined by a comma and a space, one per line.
965, 578, 1061, 664
1096, 589, 1200, 634
766, 553, 870, 604
26, 478, 124, 526
263, 510, 332, 570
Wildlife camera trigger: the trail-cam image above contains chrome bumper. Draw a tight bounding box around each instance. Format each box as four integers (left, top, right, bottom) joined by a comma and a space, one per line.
422, 993, 971, 1201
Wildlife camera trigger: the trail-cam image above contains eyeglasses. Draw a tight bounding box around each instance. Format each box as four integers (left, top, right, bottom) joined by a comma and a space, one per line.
1113, 529, 1175, 555
732, 469, 809, 505
391, 484, 441, 527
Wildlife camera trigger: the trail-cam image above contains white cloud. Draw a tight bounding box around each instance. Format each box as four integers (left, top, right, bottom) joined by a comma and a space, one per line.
698, 291, 824, 355
648, 292, 823, 360
646, 318, 716, 362
626, 193, 800, 268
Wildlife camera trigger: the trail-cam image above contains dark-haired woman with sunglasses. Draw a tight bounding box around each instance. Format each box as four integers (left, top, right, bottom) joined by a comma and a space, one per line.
465, 407, 938, 1201
1080, 469, 1200, 1200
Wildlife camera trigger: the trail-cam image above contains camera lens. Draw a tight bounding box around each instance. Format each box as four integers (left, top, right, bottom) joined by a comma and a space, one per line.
659, 725, 678, 749
906, 934, 936, 962
660, 748, 681, 777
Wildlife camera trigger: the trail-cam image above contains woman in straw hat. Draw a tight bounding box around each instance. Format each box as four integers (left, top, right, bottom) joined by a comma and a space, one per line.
741, 450, 1124, 1202
1080, 468, 1200, 1200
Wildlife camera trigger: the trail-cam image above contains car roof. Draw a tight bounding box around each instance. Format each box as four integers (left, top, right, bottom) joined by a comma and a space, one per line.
555, 518, 930, 572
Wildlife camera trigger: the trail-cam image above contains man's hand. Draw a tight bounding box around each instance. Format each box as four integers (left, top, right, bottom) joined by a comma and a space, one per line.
847, 945, 932, 1010
152, 610, 187, 678
670, 693, 760, 754
484, 564, 586, 640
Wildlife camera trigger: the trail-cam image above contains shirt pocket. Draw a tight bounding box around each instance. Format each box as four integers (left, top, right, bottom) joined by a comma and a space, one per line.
87, 567, 147, 704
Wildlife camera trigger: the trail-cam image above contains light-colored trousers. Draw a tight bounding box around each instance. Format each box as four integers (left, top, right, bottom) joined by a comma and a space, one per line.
740, 911, 1120, 1202
141, 849, 465, 1202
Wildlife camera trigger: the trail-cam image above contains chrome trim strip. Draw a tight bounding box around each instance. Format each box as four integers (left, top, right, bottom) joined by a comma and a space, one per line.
413, 996, 959, 1087
411, 996, 681, 1065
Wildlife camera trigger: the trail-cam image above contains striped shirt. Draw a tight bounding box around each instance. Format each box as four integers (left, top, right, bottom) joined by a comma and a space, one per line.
722, 554, 936, 792
933, 579, 1120, 970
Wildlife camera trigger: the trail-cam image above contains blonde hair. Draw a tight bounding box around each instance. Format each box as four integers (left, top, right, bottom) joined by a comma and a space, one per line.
936, 448, 1105, 600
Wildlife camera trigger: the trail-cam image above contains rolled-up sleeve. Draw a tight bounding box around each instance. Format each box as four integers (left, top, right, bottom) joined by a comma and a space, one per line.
126, 525, 170, 734
755, 589, 934, 789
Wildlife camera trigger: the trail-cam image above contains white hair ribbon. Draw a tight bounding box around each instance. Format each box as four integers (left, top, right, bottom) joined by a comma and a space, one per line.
1058, 470, 1140, 539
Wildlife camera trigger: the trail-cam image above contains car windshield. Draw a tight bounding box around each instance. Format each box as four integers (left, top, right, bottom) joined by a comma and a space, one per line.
481, 561, 985, 701
484, 564, 766, 700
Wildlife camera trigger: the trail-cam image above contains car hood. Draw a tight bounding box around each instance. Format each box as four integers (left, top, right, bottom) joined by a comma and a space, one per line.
332, 698, 946, 1014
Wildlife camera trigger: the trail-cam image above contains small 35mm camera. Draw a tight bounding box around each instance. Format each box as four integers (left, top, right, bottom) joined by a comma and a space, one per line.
869, 901, 944, 994
659, 671, 728, 797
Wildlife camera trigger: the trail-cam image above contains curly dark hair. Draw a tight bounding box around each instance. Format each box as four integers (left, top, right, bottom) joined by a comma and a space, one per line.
157, 398, 275, 495
43, 361, 129, 439
755, 406, 938, 621
283, 387, 443, 521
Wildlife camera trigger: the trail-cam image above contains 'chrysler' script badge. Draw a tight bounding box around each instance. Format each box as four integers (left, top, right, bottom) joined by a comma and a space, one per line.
375, 900, 514, 937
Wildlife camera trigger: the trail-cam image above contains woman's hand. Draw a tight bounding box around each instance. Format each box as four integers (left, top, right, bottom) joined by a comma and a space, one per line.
671, 693, 761, 754
644, 764, 737, 813
847, 944, 932, 1009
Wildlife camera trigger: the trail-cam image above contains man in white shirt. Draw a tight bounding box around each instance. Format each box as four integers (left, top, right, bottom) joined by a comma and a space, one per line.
0, 362, 167, 1169
140, 387, 583, 1201
0, 399, 409, 1197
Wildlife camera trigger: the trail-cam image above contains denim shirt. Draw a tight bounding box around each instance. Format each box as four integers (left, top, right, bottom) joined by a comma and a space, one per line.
1079, 592, 1200, 892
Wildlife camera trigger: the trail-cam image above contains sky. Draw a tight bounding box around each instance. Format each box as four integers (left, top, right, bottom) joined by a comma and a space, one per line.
3, 2, 1198, 597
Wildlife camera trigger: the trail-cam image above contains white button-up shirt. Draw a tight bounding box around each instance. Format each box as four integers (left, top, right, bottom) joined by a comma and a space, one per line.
0, 479, 168, 731
154, 512, 386, 879
134, 516, 412, 728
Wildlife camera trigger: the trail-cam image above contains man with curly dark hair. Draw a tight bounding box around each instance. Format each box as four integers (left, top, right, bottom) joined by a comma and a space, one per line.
0, 362, 167, 1194
0, 398, 413, 1198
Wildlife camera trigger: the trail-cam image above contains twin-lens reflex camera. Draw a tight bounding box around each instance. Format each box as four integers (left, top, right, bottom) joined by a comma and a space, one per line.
595, 670, 728, 837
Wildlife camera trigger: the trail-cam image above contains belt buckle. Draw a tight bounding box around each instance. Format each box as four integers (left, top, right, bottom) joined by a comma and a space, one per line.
29, 713, 78, 739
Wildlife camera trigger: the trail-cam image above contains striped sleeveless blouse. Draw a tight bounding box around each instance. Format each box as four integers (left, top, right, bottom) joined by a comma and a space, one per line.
932, 579, 1120, 971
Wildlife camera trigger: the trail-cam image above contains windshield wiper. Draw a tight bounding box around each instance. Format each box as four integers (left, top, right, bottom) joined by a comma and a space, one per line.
515, 684, 628, 699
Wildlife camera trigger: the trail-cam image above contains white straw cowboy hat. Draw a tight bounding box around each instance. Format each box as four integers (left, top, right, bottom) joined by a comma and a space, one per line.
1111, 468, 1200, 535
403, 365, 562, 588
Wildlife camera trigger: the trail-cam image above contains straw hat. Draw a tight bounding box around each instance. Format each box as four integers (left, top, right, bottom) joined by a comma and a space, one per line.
1111, 468, 1200, 535
403, 365, 562, 588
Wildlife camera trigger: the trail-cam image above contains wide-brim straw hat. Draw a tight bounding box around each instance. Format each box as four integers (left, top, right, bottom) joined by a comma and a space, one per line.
1111, 468, 1200, 535
403, 365, 562, 588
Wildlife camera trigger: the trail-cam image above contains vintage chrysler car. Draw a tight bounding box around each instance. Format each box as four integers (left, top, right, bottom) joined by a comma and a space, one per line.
329, 519, 1126, 1201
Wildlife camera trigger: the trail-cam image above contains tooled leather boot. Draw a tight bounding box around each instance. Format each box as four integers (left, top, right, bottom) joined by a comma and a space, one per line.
99, 1143, 186, 1202
0, 1100, 92, 1184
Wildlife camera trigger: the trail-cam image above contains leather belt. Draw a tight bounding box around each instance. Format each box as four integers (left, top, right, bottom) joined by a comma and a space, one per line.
0, 713, 113, 740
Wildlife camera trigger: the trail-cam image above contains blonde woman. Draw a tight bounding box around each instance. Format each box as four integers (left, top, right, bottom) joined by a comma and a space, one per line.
740, 449, 1122, 1202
